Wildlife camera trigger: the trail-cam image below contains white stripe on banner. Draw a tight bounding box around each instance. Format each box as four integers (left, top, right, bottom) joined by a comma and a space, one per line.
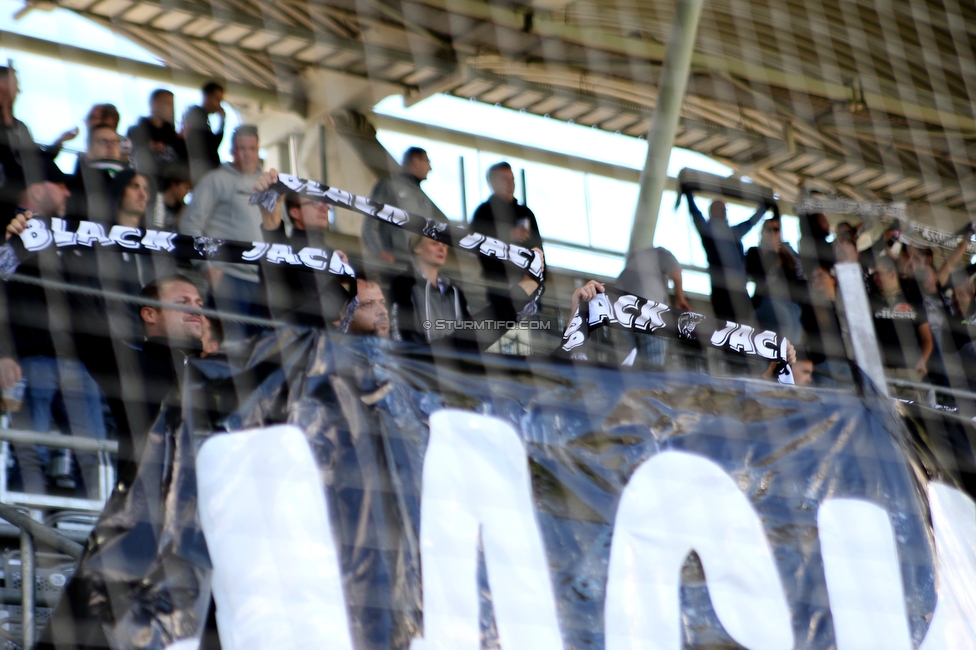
196, 426, 354, 650
604, 451, 793, 650
919, 483, 976, 650
819, 500, 913, 650
411, 410, 565, 650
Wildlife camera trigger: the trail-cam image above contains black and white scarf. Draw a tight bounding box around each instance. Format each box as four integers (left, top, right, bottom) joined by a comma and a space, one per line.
559, 286, 794, 384
250, 173, 546, 283
0, 214, 356, 281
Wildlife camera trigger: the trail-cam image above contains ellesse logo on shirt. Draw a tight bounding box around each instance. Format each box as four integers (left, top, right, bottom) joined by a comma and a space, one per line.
875, 303, 917, 320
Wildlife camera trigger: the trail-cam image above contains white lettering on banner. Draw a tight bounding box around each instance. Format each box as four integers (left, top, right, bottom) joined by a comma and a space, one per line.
458, 232, 486, 250
508, 244, 532, 270
411, 410, 564, 650
604, 451, 793, 650
527, 249, 544, 277
297, 247, 328, 270
727, 324, 757, 354
19, 218, 53, 252
561, 313, 585, 351
710, 322, 783, 357
818, 500, 913, 650
141, 229, 177, 252
613, 295, 641, 328
191, 416, 976, 649
754, 329, 781, 360
918, 483, 976, 649
197, 426, 354, 650
710, 321, 738, 347
51, 218, 77, 246
108, 225, 142, 249
587, 294, 615, 325
477, 237, 509, 261
75, 221, 111, 246
266, 244, 300, 265
241, 242, 269, 261
329, 252, 354, 277
633, 301, 669, 332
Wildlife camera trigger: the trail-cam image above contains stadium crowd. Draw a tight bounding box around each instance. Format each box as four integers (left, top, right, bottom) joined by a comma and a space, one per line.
0, 63, 974, 498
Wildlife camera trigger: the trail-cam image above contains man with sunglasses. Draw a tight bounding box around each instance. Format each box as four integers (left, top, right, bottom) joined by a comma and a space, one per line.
745, 216, 805, 344
253, 169, 352, 328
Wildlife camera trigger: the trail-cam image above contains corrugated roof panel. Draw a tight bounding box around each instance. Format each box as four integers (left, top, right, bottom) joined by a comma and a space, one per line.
319, 49, 363, 68
401, 68, 442, 85
624, 119, 651, 136
844, 167, 884, 185
89, 0, 132, 17
295, 43, 338, 62
600, 114, 641, 132
267, 37, 310, 56
530, 96, 570, 114
502, 92, 545, 110
478, 85, 519, 104
59, 0, 99, 9
378, 61, 417, 81
451, 79, 496, 97
181, 16, 222, 38
210, 24, 252, 44
149, 10, 194, 30
711, 138, 754, 158
119, 3, 163, 23
237, 31, 280, 50
574, 107, 618, 126
553, 103, 595, 121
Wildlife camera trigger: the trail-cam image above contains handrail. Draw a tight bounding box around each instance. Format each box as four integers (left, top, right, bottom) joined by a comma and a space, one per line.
886, 378, 976, 404
0, 503, 84, 559
0, 429, 118, 455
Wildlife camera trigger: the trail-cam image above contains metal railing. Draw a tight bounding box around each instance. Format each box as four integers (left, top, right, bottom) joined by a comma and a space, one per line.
0, 429, 117, 648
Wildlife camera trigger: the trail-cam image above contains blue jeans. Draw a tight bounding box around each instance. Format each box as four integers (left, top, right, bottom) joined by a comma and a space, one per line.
12, 356, 106, 497
616, 330, 668, 368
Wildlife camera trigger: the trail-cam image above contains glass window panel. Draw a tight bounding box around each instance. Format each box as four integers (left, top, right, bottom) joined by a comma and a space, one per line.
585, 175, 638, 253
544, 244, 625, 278
521, 161, 590, 247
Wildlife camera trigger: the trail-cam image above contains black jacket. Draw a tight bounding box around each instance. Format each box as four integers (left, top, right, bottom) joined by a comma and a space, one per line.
261, 222, 352, 328
127, 117, 187, 181
110, 337, 202, 488
183, 105, 223, 183
390, 266, 531, 350
470, 197, 543, 285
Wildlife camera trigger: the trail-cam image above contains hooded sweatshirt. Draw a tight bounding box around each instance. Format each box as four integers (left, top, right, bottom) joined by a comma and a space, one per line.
178, 162, 263, 282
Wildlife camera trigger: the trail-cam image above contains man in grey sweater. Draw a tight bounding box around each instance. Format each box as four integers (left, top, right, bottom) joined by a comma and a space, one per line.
179, 125, 266, 340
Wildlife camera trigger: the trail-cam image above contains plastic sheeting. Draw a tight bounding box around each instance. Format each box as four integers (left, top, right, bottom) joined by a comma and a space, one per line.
37, 328, 976, 649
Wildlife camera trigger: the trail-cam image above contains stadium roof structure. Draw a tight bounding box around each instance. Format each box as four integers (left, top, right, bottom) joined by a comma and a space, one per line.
36, 0, 976, 228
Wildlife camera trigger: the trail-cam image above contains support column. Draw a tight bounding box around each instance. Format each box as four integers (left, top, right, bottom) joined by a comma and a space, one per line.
627, 0, 705, 256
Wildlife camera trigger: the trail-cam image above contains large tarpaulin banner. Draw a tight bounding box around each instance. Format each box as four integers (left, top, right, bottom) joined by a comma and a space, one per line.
37, 329, 976, 650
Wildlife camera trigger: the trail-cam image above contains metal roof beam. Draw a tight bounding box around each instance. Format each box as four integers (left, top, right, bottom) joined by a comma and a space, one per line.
411, 0, 976, 132
0, 28, 287, 105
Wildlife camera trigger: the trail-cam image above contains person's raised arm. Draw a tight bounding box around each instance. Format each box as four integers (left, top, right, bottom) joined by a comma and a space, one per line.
252, 169, 284, 233
685, 190, 708, 235
733, 201, 770, 240
669, 268, 692, 312
937, 225, 973, 286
